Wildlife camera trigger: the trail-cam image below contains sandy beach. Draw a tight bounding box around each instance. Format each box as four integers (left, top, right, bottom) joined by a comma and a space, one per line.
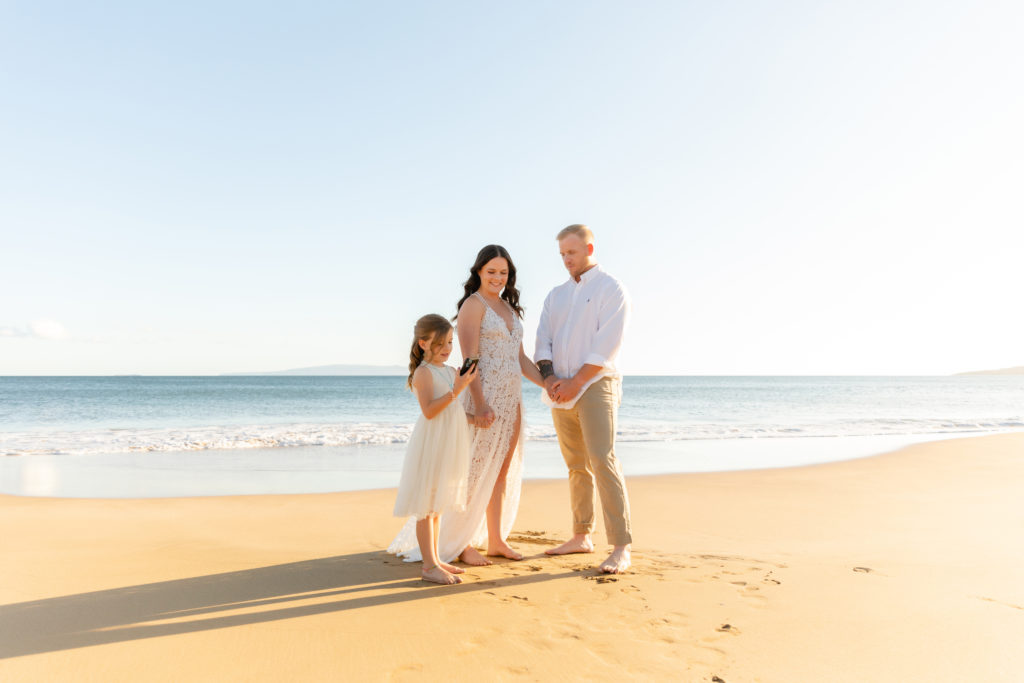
1, 432, 1022, 682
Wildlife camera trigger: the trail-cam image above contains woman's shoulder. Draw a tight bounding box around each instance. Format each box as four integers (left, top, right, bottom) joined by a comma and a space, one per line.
458, 293, 486, 318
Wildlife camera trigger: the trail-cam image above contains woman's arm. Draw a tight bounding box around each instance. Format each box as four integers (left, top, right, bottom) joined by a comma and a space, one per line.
519, 344, 545, 388
456, 297, 494, 428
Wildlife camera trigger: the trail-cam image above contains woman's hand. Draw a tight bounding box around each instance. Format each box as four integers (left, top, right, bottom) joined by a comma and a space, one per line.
473, 405, 495, 429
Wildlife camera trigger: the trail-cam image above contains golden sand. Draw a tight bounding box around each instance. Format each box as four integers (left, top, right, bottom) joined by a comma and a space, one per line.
2, 433, 1022, 681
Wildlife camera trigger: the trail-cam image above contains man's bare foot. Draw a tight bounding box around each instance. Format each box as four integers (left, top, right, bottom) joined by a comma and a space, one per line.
422, 565, 462, 585
598, 545, 631, 574
486, 540, 524, 561
439, 561, 465, 574
459, 547, 492, 566
544, 534, 595, 555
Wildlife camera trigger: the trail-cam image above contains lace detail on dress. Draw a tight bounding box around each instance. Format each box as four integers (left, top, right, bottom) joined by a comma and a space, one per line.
459, 297, 524, 543
387, 295, 526, 562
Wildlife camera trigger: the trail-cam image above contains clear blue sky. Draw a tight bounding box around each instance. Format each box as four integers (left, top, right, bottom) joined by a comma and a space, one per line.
2, 1, 1022, 375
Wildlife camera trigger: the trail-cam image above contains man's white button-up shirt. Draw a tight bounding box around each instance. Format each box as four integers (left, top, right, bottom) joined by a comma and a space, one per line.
534, 264, 630, 409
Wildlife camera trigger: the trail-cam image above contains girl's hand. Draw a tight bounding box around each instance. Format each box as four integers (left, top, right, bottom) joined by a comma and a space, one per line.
474, 405, 495, 429
454, 363, 477, 394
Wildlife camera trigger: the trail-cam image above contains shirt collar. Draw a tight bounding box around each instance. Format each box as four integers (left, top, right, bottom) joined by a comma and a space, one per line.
574, 263, 601, 285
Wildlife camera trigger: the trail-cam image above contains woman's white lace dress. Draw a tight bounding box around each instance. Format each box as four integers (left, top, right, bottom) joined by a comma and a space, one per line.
388, 295, 524, 562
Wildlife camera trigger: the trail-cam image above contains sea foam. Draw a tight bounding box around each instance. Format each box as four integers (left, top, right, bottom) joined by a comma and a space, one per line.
3, 417, 1021, 457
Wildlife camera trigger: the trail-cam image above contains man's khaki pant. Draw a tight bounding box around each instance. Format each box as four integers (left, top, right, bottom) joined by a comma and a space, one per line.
551, 376, 632, 546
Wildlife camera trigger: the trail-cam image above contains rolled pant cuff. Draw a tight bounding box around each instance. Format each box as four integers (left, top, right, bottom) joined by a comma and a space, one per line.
574, 524, 594, 535
607, 533, 632, 546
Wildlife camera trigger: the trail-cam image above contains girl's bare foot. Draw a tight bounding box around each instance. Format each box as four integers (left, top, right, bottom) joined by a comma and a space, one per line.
459, 547, 492, 566
439, 561, 465, 574
421, 565, 462, 585
487, 540, 524, 561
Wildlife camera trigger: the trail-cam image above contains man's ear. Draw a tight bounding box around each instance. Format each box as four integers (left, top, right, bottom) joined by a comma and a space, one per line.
587, 243, 595, 256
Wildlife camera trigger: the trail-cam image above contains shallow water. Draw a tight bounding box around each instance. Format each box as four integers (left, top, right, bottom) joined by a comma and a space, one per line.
1, 375, 1021, 497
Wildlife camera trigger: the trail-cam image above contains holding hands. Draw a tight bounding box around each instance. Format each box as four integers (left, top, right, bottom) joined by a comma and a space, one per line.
545, 375, 581, 404
541, 360, 603, 405
541, 360, 573, 404
473, 405, 496, 429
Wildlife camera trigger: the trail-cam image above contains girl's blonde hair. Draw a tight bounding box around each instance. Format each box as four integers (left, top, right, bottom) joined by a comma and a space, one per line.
407, 314, 453, 387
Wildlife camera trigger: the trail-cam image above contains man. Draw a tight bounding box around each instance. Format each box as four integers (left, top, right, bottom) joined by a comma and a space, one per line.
535, 224, 632, 574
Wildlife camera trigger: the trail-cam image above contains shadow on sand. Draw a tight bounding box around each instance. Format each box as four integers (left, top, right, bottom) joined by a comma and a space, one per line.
0, 551, 578, 659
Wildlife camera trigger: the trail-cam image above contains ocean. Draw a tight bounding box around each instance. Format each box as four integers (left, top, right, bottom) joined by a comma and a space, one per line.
2, 375, 1022, 497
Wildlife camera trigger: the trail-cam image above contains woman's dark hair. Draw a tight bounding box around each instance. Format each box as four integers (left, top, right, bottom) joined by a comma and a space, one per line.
455, 244, 524, 319
407, 314, 453, 388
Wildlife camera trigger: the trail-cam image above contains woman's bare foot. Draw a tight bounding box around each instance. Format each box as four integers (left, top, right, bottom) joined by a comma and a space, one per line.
459, 547, 492, 566
545, 534, 595, 555
439, 561, 465, 574
421, 565, 462, 585
486, 540, 524, 561
598, 546, 631, 574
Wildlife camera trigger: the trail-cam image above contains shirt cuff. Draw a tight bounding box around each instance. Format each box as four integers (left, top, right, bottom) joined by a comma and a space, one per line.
583, 353, 607, 367
535, 352, 554, 363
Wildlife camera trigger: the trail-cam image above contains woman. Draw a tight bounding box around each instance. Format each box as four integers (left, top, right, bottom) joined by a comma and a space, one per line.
387, 245, 545, 565
448, 245, 545, 564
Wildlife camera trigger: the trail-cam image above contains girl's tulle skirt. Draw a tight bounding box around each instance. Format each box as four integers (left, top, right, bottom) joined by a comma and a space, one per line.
392, 403, 470, 519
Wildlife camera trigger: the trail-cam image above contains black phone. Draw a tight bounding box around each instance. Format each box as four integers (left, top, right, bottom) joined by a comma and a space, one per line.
460, 357, 479, 376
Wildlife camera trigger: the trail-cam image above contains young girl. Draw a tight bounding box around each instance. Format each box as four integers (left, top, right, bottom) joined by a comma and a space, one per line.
390, 314, 477, 585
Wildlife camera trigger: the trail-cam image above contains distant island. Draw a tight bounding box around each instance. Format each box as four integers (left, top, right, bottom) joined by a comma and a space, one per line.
223, 364, 407, 376
956, 366, 1024, 376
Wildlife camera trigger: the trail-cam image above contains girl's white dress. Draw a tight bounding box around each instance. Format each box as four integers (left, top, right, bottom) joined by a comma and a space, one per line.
391, 363, 470, 520
389, 295, 524, 562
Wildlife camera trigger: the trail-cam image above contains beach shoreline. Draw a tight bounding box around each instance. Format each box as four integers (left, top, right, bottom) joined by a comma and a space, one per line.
2, 432, 1022, 681
4, 430, 1015, 499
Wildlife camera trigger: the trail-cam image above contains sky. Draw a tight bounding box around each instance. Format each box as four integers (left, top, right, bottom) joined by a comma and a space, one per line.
2, 1, 1022, 375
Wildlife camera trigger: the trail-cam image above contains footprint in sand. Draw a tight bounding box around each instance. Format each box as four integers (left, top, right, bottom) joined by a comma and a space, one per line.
974, 596, 1024, 611
507, 530, 562, 545
486, 592, 531, 605
581, 574, 619, 584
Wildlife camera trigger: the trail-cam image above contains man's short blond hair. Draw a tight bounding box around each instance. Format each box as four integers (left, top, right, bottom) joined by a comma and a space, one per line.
557, 224, 594, 243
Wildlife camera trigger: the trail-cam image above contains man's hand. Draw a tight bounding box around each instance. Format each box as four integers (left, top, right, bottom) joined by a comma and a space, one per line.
549, 377, 581, 404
